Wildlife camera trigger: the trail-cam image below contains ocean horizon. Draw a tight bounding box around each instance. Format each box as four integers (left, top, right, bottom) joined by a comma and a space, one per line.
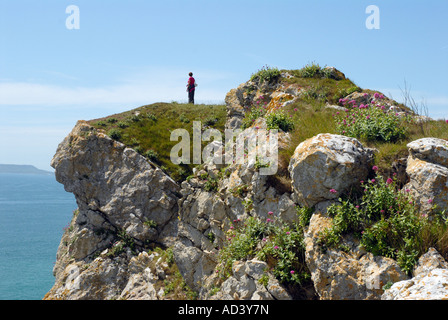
0, 172, 76, 300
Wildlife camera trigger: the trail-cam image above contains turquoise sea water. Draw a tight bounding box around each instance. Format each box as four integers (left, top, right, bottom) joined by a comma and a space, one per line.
0, 173, 76, 300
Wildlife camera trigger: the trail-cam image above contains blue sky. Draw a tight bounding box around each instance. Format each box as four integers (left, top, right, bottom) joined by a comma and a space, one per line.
0, 0, 447, 171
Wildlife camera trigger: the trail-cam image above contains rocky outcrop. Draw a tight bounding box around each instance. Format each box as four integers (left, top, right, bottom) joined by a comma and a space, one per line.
173, 158, 298, 298
209, 259, 292, 300
405, 138, 448, 213
382, 248, 448, 300
45, 121, 181, 300
304, 209, 408, 300
224, 71, 302, 129
288, 134, 374, 208
46, 68, 448, 301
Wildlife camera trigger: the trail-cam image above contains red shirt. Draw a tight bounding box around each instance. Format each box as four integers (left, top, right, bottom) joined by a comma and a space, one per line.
188, 77, 195, 91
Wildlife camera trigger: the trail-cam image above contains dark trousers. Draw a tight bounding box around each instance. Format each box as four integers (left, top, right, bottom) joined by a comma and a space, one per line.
188, 89, 195, 104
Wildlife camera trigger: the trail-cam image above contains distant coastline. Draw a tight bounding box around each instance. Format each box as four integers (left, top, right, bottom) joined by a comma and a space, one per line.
0, 164, 53, 175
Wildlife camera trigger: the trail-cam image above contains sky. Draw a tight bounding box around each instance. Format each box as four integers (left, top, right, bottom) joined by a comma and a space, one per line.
0, 0, 447, 171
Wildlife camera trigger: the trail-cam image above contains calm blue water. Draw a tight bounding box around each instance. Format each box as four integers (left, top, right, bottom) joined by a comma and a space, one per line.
0, 173, 76, 300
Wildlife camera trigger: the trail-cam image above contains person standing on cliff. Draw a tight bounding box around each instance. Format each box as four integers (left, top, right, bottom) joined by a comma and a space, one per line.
187, 72, 196, 104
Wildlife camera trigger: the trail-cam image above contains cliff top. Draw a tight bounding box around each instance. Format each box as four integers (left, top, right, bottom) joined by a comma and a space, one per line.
88, 63, 448, 183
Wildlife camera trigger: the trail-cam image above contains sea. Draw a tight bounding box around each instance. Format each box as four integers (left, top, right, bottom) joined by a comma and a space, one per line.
0, 173, 76, 300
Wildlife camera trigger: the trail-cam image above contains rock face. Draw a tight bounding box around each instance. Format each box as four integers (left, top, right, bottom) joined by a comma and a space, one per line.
45, 121, 181, 300
288, 134, 374, 207
224, 71, 302, 129
405, 138, 448, 213
303, 209, 408, 300
173, 157, 299, 298
210, 259, 292, 300
382, 248, 448, 300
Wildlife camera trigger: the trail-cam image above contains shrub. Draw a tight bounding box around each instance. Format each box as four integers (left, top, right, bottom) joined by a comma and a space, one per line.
130, 114, 141, 122
250, 65, 281, 83
117, 121, 129, 129
204, 117, 219, 126
145, 112, 157, 122
217, 215, 311, 287
145, 149, 159, 163
266, 110, 295, 132
108, 128, 122, 141
318, 169, 448, 275
298, 62, 323, 78
204, 177, 219, 192
241, 106, 267, 129
334, 96, 410, 142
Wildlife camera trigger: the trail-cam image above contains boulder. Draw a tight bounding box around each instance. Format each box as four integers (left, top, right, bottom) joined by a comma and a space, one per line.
407, 138, 448, 168
382, 248, 448, 300
413, 247, 448, 277
288, 134, 373, 208
210, 259, 292, 300
405, 138, 448, 213
323, 66, 346, 81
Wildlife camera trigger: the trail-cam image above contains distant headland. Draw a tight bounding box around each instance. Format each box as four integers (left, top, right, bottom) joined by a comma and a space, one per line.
0, 164, 53, 175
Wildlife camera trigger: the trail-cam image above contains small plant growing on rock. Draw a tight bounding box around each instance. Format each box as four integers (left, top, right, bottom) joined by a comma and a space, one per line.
216, 214, 311, 288
250, 65, 281, 84
266, 110, 295, 132
318, 168, 448, 275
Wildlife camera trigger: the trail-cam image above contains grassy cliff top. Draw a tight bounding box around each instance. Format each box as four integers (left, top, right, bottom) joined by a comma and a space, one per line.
89, 102, 226, 182
88, 64, 448, 183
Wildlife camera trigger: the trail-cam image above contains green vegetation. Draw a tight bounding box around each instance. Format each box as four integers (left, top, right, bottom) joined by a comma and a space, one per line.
317, 170, 448, 275
216, 215, 311, 290
147, 247, 198, 300
90, 103, 226, 182
250, 65, 281, 83
266, 109, 295, 132
335, 95, 410, 143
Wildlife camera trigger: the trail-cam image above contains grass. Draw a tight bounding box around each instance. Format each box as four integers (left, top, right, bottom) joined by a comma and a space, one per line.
89, 102, 226, 182
269, 66, 448, 177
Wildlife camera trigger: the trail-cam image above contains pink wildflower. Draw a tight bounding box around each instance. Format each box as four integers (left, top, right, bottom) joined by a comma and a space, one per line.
372, 166, 379, 171
386, 178, 393, 185
329, 189, 337, 194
